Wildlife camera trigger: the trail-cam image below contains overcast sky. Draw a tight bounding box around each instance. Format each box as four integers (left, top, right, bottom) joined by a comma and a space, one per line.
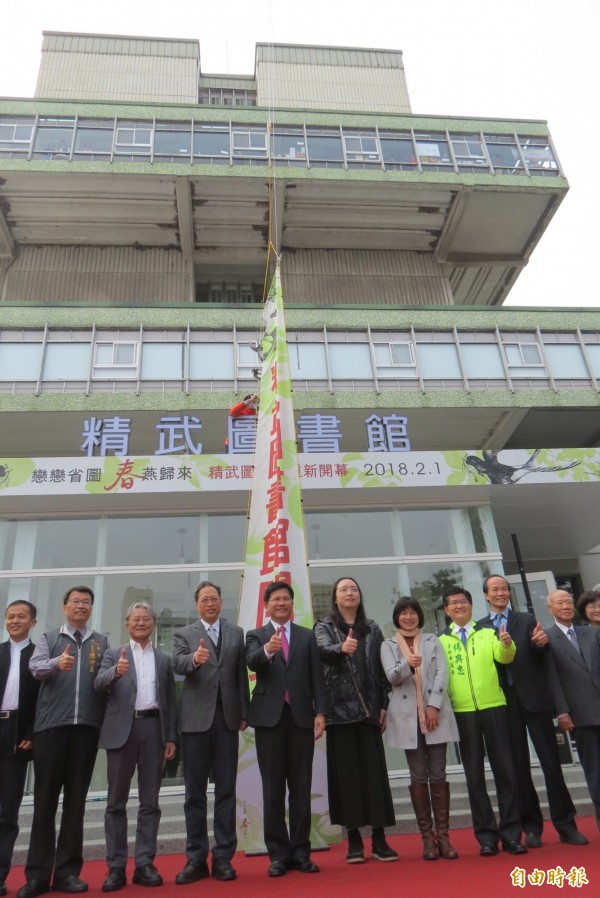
1, 0, 598, 308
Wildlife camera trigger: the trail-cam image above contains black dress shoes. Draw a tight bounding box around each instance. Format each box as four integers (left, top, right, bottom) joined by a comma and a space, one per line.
525, 832, 543, 848
17, 881, 51, 898
291, 857, 320, 873
0, 883, 7, 897
479, 843, 498, 856
52, 877, 88, 894
559, 830, 590, 845
175, 860, 210, 885
132, 865, 163, 888
212, 860, 237, 881
502, 840, 528, 855
101, 868, 127, 893
268, 861, 287, 877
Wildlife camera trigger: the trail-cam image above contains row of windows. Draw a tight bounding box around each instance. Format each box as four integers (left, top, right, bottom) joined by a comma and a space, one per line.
198, 87, 257, 107
0, 115, 560, 175
0, 326, 597, 393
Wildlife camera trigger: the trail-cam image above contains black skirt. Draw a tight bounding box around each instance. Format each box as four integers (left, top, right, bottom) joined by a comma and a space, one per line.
326, 721, 396, 829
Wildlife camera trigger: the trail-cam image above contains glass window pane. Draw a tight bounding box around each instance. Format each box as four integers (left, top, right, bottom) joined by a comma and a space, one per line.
504, 344, 521, 366
290, 343, 327, 379
193, 127, 230, 158
585, 344, 600, 377
95, 344, 113, 365
114, 344, 136, 365
416, 344, 461, 379
141, 344, 184, 380
544, 344, 589, 379
521, 344, 542, 365
328, 344, 373, 379
74, 128, 113, 153
460, 343, 505, 378
153, 130, 191, 155
0, 343, 43, 381
306, 132, 343, 162
43, 343, 91, 380
33, 127, 74, 155
189, 344, 234, 379
390, 343, 412, 365
0, 519, 101, 570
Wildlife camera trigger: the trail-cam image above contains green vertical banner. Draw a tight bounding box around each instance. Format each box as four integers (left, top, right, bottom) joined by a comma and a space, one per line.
236, 262, 333, 853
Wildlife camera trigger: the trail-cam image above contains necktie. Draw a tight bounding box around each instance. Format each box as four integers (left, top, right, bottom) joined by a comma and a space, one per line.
74, 630, 82, 648
278, 627, 290, 704
458, 627, 467, 647
567, 628, 581, 654
493, 614, 513, 684
207, 625, 218, 646
493, 613, 505, 629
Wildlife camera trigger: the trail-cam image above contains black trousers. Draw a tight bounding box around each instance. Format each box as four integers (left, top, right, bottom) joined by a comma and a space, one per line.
572, 725, 600, 829
0, 718, 30, 883
504, 687, 576, 836
25, 726, 99, 886
254, 705, 314, 863
456, 707, 521, 846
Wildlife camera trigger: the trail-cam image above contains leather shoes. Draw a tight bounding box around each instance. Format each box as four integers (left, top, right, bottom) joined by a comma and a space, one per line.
502, 840, 528, 855
101, 869, 127, 893
291, 857, 320, 873
51, 877, 88, 894
132, 865, 163, 888
212, 860, 236, 881
0, 884, 7, 897
479, 843, 498, 856
268, 861, 287, 877
525, 832, 543, 848
559, 830, 589, 845
17, 882, 50, 898
175, 860, 210, 885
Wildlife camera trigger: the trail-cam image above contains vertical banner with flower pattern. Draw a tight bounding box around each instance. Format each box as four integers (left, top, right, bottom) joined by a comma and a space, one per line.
236, 262, 333, 854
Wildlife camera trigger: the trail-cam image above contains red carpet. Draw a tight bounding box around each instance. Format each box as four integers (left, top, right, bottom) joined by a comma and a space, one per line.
7, 821, 597, 897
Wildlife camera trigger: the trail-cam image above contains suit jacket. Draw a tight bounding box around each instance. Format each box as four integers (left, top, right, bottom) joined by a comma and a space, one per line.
172, 618, 249, 733
95, 644, 177, 750
381, 632, 458, 749
477, 610, 557, 713
0, 640, 40, 747
546, 623, 600, 727
245, 621, 327, 730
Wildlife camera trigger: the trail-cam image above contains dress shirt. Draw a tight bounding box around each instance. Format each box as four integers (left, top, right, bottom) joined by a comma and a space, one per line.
1, 637, 30, 710
130, 640, 158, 710
264, 620, 291, 659
451, 620, 474, 640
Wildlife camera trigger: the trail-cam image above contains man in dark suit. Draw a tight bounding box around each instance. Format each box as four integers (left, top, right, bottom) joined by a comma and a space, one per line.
477, 575, 587, 847
0, 601, 40, 897
245, 580, 327, 878
172, 582, 249, 884
18, 585, 108, 898
95, 602, 177, 892
544, 588, 600, 830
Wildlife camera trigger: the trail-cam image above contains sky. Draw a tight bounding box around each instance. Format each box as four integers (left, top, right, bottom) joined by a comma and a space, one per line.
0, 0, 598, 308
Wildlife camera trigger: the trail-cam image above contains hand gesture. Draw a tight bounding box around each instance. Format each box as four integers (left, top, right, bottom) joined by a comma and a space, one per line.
499, 621, 512, 646
58, 643, 75, 671
266, 630, 283, 655
408, 653, 422, 668
342, 627, 358, 655
116, 648, 129, 677
194, 639, 210, 666
532, 622, 548, 647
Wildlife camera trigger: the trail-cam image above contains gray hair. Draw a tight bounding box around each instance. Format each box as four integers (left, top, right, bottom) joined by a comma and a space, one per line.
125, 601, 157, 623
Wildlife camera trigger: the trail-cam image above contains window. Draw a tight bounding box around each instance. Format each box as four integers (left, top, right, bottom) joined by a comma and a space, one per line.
237, 342, 260, 378
0, 343, 43, 381
270, 128, 306, 166
378, 130, 417, 170
189, 343, 234, 380
153, 122, 192, 161
543, 344, 589, 379
451, 134, 488, 171
415, 344, 462, 380
305, 129, 343, 167
32, 117, 75, 159
73, 120, 114, 159
518, 136, 559, 176
460, 344, 505, 379
93, 342, 138, 379
114, 122, 152, 160
373, 342, 417, 378
484, 135, 522, 174
193, 124, 230, 162
43, 343, 91, 381
414, 131, 452, 170
502, 339, 546, 378
328, 344, 373, 379
140, 344, 184, 381
0, 116, 34, 157
289, 343, 328, 380
231, 128, 267, 160
344, 130, 380, 166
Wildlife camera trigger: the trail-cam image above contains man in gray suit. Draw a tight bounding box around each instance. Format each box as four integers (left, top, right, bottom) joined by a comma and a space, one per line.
172, 582, 249, 884
544, 589, 600, 830
95, 602, 177, 892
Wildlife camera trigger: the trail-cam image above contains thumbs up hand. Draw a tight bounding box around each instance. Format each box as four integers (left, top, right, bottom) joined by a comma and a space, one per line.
499, 621, 512, 646
58, 642, 75, 671
342, 627, 358, 655
532, 622, 548, 647
194, 639, 210, 666
116, 648, 129, 677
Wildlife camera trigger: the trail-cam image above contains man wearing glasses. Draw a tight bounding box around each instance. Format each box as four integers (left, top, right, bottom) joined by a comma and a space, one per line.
172, 582, 249, 884
439, 586, 526, 858
18, 586, 108, 898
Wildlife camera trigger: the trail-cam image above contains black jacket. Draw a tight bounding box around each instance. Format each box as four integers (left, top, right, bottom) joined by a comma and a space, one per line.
0, 640, 40, 750
314, 617, 388, 727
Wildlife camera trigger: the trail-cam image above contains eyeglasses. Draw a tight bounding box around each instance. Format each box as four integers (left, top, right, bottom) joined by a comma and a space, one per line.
446, 601, 470, 608
67, 599, 92, 607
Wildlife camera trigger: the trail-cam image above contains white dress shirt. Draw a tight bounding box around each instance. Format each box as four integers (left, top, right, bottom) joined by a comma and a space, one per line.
130, 640, 158, 710
1, 638, 30, 711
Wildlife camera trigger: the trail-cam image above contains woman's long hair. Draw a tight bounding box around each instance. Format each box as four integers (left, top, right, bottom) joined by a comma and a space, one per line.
330, 576, 368, 636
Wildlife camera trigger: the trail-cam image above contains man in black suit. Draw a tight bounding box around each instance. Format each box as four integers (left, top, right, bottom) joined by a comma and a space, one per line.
172, 582, 249, 885
95, 602, 177, 892
544, 589, 600, 830
0, 601, 40, 897
477, 575, 587, 848
245, 581, 327, 877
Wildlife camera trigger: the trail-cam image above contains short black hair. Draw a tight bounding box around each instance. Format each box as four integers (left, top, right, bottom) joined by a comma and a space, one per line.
483, 574, 510, 595
195, 581, 222, 602
6, 599, 37, 618
442, 586, 472, 608
63, 586, 94, 606
392, 595, 424, 629
263, 581, 294, 603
